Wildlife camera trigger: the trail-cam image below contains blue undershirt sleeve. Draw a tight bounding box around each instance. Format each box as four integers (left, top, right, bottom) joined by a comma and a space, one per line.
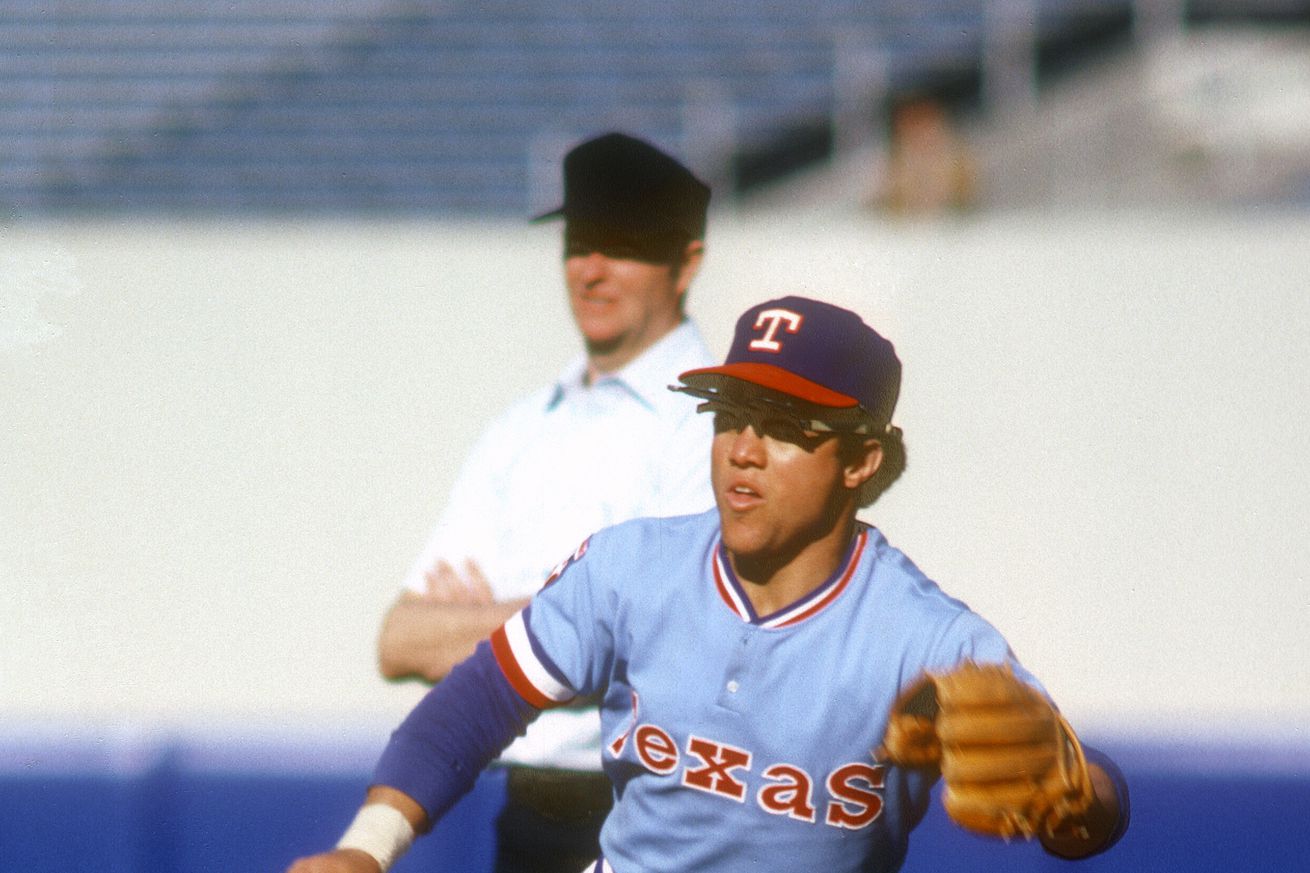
1040, 744, 1131, 859
1083, 745, 1131, 854
372, 639, 540, 823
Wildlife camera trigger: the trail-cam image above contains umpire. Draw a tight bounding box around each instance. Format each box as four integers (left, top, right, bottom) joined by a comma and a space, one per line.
375, 132, 716, 873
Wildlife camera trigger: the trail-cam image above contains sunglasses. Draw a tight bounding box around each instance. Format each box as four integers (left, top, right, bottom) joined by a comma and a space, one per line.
694, 398, 874, 448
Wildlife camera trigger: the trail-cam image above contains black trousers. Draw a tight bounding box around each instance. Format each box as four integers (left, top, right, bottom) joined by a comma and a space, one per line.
493, 767, 613, 873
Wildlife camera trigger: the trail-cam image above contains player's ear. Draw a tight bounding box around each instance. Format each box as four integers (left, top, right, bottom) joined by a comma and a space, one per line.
842, 437, 884, 491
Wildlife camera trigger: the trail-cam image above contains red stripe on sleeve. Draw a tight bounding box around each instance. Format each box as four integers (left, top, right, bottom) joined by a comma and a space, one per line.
490, 625, 556, 710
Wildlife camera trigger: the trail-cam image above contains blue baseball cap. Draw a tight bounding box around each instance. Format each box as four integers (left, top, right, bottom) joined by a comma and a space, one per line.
677, 296, 901, 427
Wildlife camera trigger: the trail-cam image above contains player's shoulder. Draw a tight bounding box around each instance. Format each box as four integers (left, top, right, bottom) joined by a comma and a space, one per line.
588, 507, 719, 557
536, 510, 717, 608
863, 525, 975, 619
862, 526, 1018, 663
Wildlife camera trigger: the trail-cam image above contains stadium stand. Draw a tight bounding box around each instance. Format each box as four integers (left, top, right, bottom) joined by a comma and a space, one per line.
0, 0, 1154, 214
1, 2, 1305, 209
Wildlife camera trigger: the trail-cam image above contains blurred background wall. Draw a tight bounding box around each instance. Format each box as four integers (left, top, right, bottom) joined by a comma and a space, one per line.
3, 2, 1309, 871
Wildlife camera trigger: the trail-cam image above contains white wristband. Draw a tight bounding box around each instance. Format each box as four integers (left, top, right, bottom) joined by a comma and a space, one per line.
335, 803, 416, 872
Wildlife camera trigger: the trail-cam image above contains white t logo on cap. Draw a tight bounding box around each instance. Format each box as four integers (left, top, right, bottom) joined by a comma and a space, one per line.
749, 309, 804, 352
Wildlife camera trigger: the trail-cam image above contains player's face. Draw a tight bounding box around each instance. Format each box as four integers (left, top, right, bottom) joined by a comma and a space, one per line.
564, 238, 703, 371
710, 406, 879, 564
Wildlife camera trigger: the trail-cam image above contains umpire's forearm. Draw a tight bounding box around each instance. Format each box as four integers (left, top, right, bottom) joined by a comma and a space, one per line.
377, 595, 527, 683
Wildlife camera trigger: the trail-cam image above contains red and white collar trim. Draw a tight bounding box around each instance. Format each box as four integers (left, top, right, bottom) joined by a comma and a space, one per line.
711, 527, 869, 628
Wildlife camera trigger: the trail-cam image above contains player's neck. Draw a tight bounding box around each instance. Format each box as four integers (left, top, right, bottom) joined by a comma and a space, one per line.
729, 515, 858, 617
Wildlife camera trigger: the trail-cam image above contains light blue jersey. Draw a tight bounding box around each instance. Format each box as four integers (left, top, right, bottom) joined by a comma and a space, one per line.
491, 509, 1035, 873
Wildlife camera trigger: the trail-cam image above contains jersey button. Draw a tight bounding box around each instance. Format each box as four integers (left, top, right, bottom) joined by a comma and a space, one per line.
726, 680, 740, 693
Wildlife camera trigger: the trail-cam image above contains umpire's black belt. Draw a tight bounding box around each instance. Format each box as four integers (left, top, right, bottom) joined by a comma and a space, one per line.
504, 766, 613, 824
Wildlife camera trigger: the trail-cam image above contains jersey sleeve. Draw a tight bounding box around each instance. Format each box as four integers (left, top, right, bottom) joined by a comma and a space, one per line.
489, 530, 619, 707
925, 610, 1046, 694
931, 611, 1131, 857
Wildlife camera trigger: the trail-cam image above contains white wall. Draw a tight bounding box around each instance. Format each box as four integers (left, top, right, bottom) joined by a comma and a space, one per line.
4, 211, 1308, 749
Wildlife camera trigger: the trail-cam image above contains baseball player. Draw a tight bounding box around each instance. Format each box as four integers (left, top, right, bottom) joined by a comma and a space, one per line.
290, 296, 1129, 873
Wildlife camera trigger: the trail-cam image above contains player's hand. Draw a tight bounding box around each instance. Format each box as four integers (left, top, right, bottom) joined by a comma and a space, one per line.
422, 559, 494, 605
880, 662, 1096, 841
285, 847, 380, 873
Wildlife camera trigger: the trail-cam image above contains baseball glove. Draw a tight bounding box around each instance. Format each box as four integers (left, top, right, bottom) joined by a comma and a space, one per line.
880, 661, 1095, 841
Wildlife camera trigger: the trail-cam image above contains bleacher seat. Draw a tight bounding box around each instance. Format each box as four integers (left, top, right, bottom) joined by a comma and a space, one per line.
0, 0, 1182, 215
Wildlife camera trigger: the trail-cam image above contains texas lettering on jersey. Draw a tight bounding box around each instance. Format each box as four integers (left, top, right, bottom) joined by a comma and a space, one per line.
609, 718, 885, 831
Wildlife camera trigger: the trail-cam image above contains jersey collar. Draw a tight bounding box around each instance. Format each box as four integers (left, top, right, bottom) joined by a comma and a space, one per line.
711, 526, 869, 628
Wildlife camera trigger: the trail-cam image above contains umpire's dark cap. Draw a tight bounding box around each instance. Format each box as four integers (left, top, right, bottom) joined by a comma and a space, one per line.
534, 132, 710, 241
677, 296, 901, 428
